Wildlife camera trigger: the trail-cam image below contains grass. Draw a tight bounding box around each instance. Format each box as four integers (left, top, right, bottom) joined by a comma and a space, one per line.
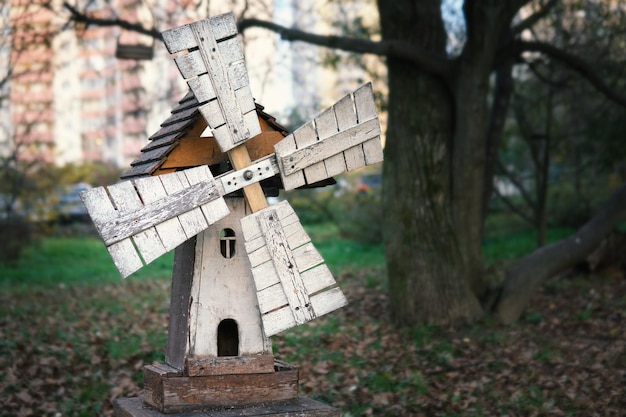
2, 221, 624, 416
0, 237, 173, 290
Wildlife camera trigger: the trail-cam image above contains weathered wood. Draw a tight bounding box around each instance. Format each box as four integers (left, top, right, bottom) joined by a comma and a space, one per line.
142, 361, 299, 413
97, 171, 221, 246
114, 397, 340, 417
274, 84, 383, 191
81, 166, 230, 278
167, 237, 197, 370
227, 145, 268, 212
185, 355, 275, 377
187, 198, 272, 357
241, 201, 348, 337
278, 118, 380, 177
354, 83, 384, 165
163, 13, 261, 153
256, 208, 315, 324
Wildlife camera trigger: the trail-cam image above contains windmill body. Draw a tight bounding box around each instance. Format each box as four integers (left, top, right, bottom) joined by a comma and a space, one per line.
82, 12, 384, 416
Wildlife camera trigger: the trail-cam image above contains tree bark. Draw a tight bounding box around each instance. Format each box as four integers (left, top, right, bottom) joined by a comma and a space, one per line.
495, 183, 626, 324
378, 1, 483, 326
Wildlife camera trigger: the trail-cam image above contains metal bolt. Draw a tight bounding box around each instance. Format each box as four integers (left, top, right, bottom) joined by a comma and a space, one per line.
243, 170, 254, 180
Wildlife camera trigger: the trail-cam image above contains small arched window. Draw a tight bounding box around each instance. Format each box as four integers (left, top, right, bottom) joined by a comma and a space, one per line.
219, 228, 236, 258
217, 319, 239, 357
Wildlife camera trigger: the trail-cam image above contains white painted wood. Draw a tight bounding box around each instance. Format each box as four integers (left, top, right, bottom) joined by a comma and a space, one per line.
188, 197, 272, 356
161, 24, 196, 54
81, 165, 232, 278
169, 171, 209, 238
81, 186, 143, 278
334, 93, 366, 171
293, 121, 328, 184
256, 208, 314, 324
208, 12, 238, 41
94, 174, 221, 246
163, 13, 260, 153
256, 263, 336, 314
218, 37, 244, 66
132, 175, 187, 253
182, 165, 230, 225
174, 50, 205, 80
260, 287, 348, 337
273, 134, 305, 190
273, 84, 383, 190
241, 200, 348, 336
191, 20, 259, 152
278, 118, 380, 177
129, 176, 168, 264
107, 239, 144, 279
315, 106, 346, 177
187, 75, 217, 103
354, 83, 384, 164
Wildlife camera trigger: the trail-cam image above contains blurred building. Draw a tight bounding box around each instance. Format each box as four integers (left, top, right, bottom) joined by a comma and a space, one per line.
2, 0, 383, 170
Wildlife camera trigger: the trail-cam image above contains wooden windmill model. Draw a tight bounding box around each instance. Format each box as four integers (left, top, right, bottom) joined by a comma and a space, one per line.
81, 12, 383, 416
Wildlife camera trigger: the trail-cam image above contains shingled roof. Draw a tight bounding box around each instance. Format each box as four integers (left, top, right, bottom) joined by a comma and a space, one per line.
121, 92, 289, 180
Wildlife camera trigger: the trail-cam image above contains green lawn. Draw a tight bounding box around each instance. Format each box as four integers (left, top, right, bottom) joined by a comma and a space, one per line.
2, 224, 624, 416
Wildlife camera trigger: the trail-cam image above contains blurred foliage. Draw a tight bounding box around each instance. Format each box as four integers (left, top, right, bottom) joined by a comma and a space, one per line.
284, 169, 383, 244
0, 217, 34, 266
494, 0, 626, 239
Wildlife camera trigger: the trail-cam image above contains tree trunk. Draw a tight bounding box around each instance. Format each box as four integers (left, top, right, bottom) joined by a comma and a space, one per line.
495, 183, 626, 324
379, 1, 483, 326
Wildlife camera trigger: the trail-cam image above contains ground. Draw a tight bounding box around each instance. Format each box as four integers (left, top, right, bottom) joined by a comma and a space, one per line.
1, 268, 625, 416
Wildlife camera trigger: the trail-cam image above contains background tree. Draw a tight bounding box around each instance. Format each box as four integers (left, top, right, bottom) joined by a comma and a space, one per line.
63, 0, 626, 326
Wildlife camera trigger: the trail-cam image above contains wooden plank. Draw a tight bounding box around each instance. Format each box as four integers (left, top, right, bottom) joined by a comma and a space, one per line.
227, 144, 268, 212
293, 121, 327, 184
174, 50, 206, 80
114, 396, 341, 417
315, 106, 346, 177
96, 175, 221, 246
278, 118, 380, 177
354, 83, 384, 165
256, 208, 315, 325
183, 165, 230, 224
143, 364, 299, 413
273, 134, 305, 190
334, 93, 365, 171
171, 171, 210, 238
187, 74, 217, 103
191, 19, 260, 152
208, 12, 238, 41
161, 24, 196, 54
256, 264, 336, 314
166, 237, 197, 370
129, 177, 168, 264
106, 239, 143, 278
260, 287, 348, 337
185, 355, 275, 377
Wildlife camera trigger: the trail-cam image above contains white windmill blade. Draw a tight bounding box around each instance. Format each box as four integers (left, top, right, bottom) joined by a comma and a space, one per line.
161, 12, 261, 153
241, 201, 348, 337
80, 165, 229, 278
274, 82, 384, 190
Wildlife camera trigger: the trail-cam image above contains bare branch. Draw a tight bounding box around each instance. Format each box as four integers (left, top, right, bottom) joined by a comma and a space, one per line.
63, 2, 162, 40
512, 0, 559, 36
501, 40, 626, 107
238, 18, 451, 77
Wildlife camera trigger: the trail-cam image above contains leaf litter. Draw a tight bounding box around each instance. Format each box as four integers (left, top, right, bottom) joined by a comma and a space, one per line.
0, 270, 624, 416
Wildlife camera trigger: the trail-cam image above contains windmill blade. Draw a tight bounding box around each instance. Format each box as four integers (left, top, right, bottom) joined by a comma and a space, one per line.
241, 201, 348, 337
274, 82, 384, 190
161, 12, 261, 153
80, 165, 230, 278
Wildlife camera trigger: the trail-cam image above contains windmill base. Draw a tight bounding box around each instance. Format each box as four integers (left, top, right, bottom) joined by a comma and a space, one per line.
114, 397, 341, 416
138, 358, 316, 414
